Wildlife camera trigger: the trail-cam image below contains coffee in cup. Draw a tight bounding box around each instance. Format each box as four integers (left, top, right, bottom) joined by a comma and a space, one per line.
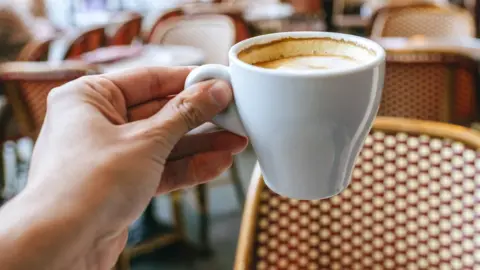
238, 37, 374, 71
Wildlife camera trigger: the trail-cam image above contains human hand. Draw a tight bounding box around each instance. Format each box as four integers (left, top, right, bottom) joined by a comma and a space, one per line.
0, 67, 247, 270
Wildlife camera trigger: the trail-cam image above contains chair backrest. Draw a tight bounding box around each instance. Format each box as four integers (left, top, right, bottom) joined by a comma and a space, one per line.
236, 117, 480, 270
63, 26, 106, 59
378, 50, 477, 126
108, 13, 143, 46
223, 12, 251, 42
0, 61, 97, 139
16, 38, 52, 61
149, 14, 235, 65
180, 2, 250, 42
146, 8, 184, 43
370, 3, 475, 37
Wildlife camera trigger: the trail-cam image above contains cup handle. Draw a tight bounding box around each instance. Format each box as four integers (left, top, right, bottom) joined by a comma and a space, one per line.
185, 64, 247, 136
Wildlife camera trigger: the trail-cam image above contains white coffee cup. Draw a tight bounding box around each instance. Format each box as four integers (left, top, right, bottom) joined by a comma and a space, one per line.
185, 32, 385, 200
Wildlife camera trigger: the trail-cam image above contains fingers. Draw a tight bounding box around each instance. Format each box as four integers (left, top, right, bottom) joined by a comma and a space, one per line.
168, 131, 247, 161
100, 66, 194, 107
127, 98, 171, 121
140, 79, 232, 147
158, 151, 234, 194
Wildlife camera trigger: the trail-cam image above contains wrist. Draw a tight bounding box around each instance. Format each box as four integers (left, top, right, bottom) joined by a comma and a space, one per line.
0, 187, 98, 269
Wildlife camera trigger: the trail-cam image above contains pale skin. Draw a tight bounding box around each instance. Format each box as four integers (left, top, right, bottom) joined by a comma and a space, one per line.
0, 67, 248, 270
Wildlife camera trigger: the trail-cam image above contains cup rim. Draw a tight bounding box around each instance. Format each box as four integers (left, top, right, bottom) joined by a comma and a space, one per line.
229, 31, 386, 77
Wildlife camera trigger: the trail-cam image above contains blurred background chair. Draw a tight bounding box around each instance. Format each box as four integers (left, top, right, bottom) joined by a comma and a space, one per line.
0, 61, 96, 200
149, 14, 235, 65
236, 117, 480, 269
370, 3, 475, 37
378, 49, 478, 126
63, 26, 107, 59
181, 2, 251, 42
0, 61, 97, 139
16, 38, 52, 62
144, 8, 184, 42
333, 0, 369, 33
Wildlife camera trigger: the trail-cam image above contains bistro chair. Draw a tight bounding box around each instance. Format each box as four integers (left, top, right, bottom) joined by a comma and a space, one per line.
149, 14, 235, 65
379, 49, 478, 126
236, 117, 480, 269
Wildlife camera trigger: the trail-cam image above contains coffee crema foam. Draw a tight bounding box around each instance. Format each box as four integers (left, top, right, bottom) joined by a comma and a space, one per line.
255, 55, 360, 70
237, 37, 375, 71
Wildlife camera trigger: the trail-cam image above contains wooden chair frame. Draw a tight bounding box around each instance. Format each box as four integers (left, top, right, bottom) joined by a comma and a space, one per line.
63, 26, 107, 60
17, 38, 53, 62
234, 116, 480, 269
333, 0, 369, 31
145, 8, 185, 43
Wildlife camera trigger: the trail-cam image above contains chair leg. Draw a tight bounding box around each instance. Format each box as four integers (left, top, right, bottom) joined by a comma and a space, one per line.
114, 250, 130, 270
230, 158, 245, 208
170, 191, 186, 240
194, 184, 209, 251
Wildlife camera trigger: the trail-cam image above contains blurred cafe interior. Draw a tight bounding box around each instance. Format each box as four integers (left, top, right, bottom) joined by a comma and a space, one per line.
0, 0, 480, 269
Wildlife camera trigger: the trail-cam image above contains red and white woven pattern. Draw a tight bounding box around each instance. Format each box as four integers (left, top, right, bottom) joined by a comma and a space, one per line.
374, 5, 475, 38
378, 52, 477, 125
379, 63, 449, 122
252, 130, 480, 269
20, 80, 72, 130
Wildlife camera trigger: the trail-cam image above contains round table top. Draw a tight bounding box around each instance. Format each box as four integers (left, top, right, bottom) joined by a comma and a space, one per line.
373, 36, 480, 60
182, 2, 246, 15
244, 3, 295, 22
99, 45, 205, 73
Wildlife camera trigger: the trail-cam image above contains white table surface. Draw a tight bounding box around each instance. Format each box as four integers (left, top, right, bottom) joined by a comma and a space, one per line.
99, 45, 205, 73
373, 37, 480, 60
244, 3, 295, 22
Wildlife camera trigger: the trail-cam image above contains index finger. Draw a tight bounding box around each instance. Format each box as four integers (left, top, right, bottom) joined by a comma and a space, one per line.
100, 66, 194, 107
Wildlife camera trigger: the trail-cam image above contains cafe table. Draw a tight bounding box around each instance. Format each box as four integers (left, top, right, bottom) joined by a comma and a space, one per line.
243, 2, 295, 22
49, 44, 205, 73
372, 36, 480, 60
91, 45, 205, 73
181, 2, 247, 16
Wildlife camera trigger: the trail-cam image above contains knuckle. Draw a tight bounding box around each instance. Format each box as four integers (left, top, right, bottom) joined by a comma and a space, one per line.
169, 96, 205, 130
46, 86, 66, 107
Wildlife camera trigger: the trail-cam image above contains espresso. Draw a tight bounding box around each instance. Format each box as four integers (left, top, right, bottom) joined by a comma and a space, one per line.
238, 37, 375, 71
254, 55, 360, 70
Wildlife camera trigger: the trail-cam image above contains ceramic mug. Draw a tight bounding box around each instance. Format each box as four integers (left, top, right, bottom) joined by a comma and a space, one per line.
185, 32, 385, 200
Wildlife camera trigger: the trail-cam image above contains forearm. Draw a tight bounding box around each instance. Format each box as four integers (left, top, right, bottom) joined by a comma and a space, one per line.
0, 188, 96, 270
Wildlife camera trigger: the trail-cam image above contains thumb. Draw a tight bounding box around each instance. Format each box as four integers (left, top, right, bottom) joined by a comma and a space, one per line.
143, 79, 232, 146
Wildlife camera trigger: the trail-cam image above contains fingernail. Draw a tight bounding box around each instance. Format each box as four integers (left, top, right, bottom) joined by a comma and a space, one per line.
209, 80, 231, 107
